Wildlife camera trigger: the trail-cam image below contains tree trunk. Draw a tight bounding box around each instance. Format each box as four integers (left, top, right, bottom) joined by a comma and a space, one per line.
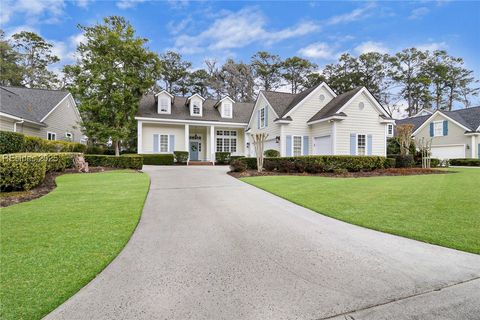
114, 140, 120, 156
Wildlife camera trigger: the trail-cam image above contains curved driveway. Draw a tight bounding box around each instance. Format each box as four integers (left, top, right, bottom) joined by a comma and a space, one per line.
46, 166, 480, 320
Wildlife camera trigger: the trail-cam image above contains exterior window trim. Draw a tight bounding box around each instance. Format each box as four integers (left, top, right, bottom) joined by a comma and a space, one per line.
190, 100, 203, 117
47, 131, 57, 141
387, 124, 393, 136
259, 107, 266, 128
216, 130, 238, 153
291, 135, 303, 156
159, 134, 169, 153
433, 121, 444, 137
356, 133, 367, 156
159, 98, 170, 114
223, 102, 232, 118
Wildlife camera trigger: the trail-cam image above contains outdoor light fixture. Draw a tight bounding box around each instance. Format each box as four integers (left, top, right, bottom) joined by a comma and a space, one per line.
466, 144, 470, 149
276, 136, 281, 143
246, 142, 250, 148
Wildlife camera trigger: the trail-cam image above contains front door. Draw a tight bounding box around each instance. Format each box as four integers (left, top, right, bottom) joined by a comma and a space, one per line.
190, 141, 199, 161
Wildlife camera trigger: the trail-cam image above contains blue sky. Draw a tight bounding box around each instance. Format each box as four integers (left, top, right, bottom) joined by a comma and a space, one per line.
2, 0, 479, 79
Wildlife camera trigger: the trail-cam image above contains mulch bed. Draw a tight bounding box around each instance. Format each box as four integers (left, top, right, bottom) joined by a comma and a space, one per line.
229, 167, 451, 179
1, 167, 118, 208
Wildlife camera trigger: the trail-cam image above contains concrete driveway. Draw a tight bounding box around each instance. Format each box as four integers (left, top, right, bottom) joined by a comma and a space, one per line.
46, 166, 480, 320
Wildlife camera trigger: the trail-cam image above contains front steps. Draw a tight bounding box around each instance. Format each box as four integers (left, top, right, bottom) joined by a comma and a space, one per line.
188, 161, 214, 166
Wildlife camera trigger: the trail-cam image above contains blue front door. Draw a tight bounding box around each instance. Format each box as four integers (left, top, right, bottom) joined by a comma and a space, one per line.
190, 142, 199, 161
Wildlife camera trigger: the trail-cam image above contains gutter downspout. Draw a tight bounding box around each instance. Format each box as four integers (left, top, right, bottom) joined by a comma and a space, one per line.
13, 119, 24, 132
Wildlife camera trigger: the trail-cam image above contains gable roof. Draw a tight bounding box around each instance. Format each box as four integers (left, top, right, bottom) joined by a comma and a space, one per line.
260, 83, 335, 119
397, 106, 480, 132
0, 86, 70, 124
137, 94, 254, 123
307, 87, 363, 123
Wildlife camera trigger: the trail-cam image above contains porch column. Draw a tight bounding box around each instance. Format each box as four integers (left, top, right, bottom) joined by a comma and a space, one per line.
472, 135, 477, 159
244, 131, 249, 157
137, 121, 143, 154
184, 124, 189, 152
279, 125, 286, 157
210, 125, 215, 164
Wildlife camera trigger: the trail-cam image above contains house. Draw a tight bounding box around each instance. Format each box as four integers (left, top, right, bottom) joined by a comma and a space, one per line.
0, 86, 85, 143
247, 83, 394, 157
136, 90, 254, 162
396, 106, 480, 160
135, 82, 395, 163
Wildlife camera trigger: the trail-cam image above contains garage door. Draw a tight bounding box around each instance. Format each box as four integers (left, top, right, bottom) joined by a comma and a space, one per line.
431, 145, 465, 160
314, 136, 332, 155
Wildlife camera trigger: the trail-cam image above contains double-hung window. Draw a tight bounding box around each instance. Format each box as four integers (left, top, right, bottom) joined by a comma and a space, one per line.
160, 98, 169, 113
293, 136, 302, 156
357, 134, 366, 156
159, 134, 169, 152
260, 108, 266, 128
216, 130, 237, 153
193, 103, 201, 115
387, 124, 393, 136
433, 121, 443, 137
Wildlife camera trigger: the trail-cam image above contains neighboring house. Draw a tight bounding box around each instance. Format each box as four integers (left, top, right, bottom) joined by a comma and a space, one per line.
396, 106, 480, 160
135, 90, 255, 162
0, 86, 85, 143
247, 83, 394, 157
136, 82, 395, 163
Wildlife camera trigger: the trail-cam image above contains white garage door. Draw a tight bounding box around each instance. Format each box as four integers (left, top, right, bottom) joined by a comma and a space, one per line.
314, 136, 332, 155
431, 145, 465, 160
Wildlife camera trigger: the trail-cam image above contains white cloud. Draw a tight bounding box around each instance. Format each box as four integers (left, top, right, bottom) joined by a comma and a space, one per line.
298, 42, 338, 60
416, 41, 448, 51
173, 7, 319, 54
1, 0, 65, 24
75, 0, 91, 8
354, 41, 389, 54
409, 7, 429, 20
327, 2, 376, 25
69, 33, 86, 47
167, 17, 192, 35
5, 25, 39, 38
167, 0, 189, 9
116, 0, 145, 9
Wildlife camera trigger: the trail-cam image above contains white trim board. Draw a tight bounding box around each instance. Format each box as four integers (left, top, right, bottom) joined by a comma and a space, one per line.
246, 91, 280, 129
135, 116, 248, 127
411, 110, 470, 136
283, 82, 337, 118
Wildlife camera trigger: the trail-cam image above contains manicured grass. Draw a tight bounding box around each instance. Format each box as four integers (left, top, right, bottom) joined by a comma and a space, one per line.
242, 168, 480, 254
0, 171, 150, 320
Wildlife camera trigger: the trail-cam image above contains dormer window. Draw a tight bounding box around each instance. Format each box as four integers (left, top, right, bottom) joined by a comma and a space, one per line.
188, 93, 205, 117
218, 96, 235, 119
156, 90, 173, 114
193, 103, 201, 115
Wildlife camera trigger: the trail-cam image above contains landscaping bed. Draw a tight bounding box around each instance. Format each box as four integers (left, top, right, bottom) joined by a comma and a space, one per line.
230, 167, 448, 179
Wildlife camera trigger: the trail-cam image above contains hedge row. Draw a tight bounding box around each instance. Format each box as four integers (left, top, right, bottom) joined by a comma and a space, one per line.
140, 154, 174, 165
449, 158, 480, 166
0, 131, 86, 154
0, 153, 79, 191
84, 154, 143, 170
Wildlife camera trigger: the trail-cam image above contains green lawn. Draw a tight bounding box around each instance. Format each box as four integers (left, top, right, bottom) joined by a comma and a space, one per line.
242, 168, 480, 254
0, 171, 150, 320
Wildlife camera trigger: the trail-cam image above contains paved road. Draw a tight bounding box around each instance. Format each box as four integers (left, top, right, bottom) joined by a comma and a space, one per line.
45, 166, 480, 320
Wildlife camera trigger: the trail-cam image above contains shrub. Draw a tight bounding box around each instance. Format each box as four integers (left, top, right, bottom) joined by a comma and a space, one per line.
85, 145, 105, 154
229, 155, 244, 163
0, 153, 79, 191
21, 134, 86, 153
141, 154, 174, 165
449, 158, 480, 167
174, 151, 189, 164
230, 159, 247, 172
263, 156, 387, 173
264, 149, 280, 157
0, 131, 25, 154
384, 158, 396, 168
84, 154, 143, 169
430, 158, 440, 168
238, 157, 257, 170
215, 152, 231, 165
391, 154, 415, 168
0, 154, 46, 191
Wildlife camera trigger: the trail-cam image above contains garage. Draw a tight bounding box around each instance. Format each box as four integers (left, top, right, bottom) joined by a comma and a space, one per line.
430, 144, 465, 160
314, 135, 332, 155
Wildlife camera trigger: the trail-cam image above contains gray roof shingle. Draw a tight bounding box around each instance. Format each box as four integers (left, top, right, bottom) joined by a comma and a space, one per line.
137, 95, 255, 123
308, 87, 363, 123
0, 86, 69, 123
396, 106, 480, 132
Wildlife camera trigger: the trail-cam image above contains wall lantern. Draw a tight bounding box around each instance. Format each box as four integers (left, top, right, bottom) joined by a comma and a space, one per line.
466, 144, 470, 150
275, 136, 281, 143
246, 142, 250, 148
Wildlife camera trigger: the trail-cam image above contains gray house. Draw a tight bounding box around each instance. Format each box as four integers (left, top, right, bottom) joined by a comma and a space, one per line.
397, 106, 480, 159
0, 86, 85, 143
